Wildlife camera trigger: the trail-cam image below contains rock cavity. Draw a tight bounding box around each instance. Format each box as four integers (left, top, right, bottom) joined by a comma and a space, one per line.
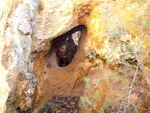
50, 25, 83, 67
32, 25, 92, 112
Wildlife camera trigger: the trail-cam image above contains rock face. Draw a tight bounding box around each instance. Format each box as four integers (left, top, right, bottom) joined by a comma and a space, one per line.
0, 0, 94, 112
0, 0, 150, 112
32, 27, 90, 112
2, 0, 39, 112
7, 71, 37, 113
0, 0, 18, 112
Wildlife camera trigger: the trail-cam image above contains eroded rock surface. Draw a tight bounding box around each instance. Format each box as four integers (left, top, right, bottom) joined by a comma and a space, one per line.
0, 0, 150, 113
32, 27, 91, 112
7, 71, 37, 113
0, 0, 95, 112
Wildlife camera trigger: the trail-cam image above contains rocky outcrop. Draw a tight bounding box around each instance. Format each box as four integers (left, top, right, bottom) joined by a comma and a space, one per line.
0, 0, 18, 112
0, 0, 94, 112
31, 26, 90, 112
7, 71, 37, 113
0, 0, 150, 112
3, 0, 39, 112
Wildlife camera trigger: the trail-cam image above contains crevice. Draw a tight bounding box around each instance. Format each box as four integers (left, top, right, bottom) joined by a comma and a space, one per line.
49, 25, 86, 67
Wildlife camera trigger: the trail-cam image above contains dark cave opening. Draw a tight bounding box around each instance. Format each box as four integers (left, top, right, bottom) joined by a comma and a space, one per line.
16, 107, 21, 112
51, 25, 86, 67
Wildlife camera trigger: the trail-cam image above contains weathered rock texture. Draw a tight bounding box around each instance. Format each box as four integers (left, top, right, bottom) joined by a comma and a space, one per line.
0, 0, 18, 112
0, 0, 150, 112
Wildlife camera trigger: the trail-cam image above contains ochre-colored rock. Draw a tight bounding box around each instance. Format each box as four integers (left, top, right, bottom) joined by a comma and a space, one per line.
0, 0, 150, 112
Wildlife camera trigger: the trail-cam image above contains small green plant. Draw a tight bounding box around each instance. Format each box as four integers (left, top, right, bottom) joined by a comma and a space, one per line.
80, 77, 103, 113
80, 0, 150, 112
87, 48, 104, 70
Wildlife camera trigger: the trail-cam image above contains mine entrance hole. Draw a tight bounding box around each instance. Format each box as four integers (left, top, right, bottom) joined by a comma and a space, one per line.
51, 25, 86, 67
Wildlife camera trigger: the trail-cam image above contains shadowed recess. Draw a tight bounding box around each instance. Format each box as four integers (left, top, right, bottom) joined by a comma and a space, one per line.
51, 25, 86, 67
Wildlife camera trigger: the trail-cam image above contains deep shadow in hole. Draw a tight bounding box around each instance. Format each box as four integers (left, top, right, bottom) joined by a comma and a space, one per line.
50, 25, 86, 67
